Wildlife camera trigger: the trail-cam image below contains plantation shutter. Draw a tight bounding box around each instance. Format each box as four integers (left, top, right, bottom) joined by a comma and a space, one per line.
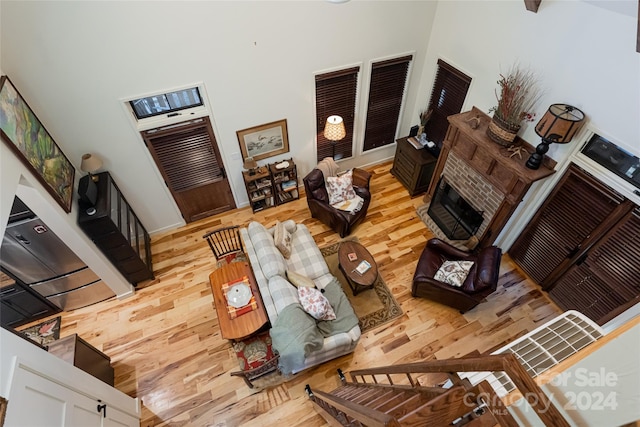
423, 59, 472, 147
315, 66, 359, 161
363, 55, 413, 152
144, 118, 223, 191
509, 165, 625, 284
549, 206, 640, 325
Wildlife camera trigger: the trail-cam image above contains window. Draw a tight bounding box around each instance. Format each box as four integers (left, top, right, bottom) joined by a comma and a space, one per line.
424, 59, 472, 148
129, 87, 203, 120
315, 66, 359, 161
363, 55, 412, 152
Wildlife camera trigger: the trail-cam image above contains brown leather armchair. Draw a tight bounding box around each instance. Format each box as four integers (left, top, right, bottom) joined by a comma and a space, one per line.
303, 168, 372, 238
412, 238, 502, 313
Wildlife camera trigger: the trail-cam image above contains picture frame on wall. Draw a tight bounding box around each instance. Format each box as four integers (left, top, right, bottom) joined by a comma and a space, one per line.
0, 76, 75, 213
236, 119, 289, 162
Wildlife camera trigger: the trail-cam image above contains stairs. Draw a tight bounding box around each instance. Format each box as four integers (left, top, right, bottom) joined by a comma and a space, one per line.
306, 355, 570, 426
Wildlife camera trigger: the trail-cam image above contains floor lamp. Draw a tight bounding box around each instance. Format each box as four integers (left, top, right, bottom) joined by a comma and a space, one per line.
526, 104, 585, 170
323, 115, 346, 160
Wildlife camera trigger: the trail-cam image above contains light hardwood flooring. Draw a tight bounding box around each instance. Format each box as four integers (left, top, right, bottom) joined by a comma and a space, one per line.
20, 161, 561, 426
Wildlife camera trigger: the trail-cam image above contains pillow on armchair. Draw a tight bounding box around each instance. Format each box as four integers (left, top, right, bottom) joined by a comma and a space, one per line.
326, 170, 357, 205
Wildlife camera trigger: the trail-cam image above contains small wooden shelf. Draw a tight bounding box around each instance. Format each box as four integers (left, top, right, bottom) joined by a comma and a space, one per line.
269, 159, 299, 206
242, 167, 275, 213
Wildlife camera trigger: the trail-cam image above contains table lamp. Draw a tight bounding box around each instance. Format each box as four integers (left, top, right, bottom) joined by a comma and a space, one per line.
323, 115, 346, 160
526, 104, 585, 170
80, 153, 103, 181
243, 157, 258, 175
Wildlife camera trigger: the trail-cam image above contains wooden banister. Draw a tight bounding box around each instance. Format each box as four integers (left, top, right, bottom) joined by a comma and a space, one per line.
347, 353, 570, 427
311, 389, 401, 427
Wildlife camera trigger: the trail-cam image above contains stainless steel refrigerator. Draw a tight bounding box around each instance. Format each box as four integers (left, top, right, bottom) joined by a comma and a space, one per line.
1, 200, 114, 311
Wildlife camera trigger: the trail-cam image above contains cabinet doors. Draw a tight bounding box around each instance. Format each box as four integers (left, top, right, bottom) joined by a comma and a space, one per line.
6, 363, 138, 427
548, 206, 640, 324
509, 163, 638, 325
509, 164, 626, 284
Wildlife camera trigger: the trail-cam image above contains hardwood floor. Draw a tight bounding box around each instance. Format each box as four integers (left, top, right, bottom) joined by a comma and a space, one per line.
23, 161, 562, 426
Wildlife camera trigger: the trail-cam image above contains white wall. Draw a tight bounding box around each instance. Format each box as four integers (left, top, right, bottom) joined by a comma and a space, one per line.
0, 1, 437, 233
417, 0, 640, 248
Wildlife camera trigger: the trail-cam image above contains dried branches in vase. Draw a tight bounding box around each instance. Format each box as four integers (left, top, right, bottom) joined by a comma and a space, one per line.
487, 64, 542, 146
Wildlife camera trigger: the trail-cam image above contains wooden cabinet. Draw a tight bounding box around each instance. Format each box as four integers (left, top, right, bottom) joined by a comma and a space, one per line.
269, 158, 299, 206
509, 164, 639, 325
391, 137, 438, 197
242, 167, 274, 213
77, 172, 153, 285
48, 334, 115, 386
0, 273, 58, 328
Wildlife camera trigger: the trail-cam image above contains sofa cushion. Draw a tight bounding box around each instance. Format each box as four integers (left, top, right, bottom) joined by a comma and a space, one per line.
285, 224, 332, 286
298, 286, 336, 321
268, 275, 300, 315
248, 221, 286, 279
434, 260, 475, 287
287, 270, 316, 289
274, 220, 292, 259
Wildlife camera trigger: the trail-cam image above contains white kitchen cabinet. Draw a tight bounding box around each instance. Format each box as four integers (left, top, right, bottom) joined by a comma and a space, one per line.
0, 329, 140, 427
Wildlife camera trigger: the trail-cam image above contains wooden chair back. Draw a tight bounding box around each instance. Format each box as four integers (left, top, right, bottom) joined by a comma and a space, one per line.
203, 226, 244, 261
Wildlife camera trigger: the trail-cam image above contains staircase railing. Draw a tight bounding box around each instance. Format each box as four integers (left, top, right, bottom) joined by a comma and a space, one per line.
344, 353, 570, 427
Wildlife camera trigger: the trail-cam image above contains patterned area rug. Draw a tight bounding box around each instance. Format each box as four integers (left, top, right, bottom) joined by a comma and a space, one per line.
320, 239, 403, 333
18, 316, 61, 346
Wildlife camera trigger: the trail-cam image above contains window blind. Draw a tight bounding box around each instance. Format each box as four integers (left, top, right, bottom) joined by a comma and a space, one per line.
315, 66, 359, 161
424, 59, 472, 147
363, 55, 412, 151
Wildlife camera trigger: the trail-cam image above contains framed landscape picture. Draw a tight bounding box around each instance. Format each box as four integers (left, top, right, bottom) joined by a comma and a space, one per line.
0, 76, 75, 212
236, 119, 289, 161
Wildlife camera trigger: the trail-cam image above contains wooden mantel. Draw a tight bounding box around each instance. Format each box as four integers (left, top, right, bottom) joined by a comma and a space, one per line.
424, 107, 557, 248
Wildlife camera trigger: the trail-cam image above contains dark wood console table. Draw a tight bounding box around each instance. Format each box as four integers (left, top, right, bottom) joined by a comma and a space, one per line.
391, 137, 438, 197
48, 334, 115, 386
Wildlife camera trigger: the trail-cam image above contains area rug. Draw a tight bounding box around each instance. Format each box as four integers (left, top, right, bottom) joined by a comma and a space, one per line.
320, 239, 403, 333
17, 316, 61, 346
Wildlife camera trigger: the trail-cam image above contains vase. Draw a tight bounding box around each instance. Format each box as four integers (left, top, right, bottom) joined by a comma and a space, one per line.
486, 115, 520, 147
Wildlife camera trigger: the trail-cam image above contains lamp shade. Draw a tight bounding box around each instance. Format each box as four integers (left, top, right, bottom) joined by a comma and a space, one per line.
535, 104, 585, 144
80, 153, 103, 173
243, 157, 258, 170
323, 115, 346, 142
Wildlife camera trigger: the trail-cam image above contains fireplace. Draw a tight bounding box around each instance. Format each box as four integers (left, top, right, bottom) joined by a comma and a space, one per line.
418, 107, 557, 249
427, 177, 483, 240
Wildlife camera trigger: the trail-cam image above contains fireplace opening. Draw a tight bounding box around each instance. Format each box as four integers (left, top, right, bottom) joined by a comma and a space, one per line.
427, 177, 484, 240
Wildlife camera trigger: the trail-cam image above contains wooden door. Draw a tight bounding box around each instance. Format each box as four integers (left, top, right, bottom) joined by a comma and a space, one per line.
509, 164, 625, 284
141, 117, 235, 223
548, 206, 640, 325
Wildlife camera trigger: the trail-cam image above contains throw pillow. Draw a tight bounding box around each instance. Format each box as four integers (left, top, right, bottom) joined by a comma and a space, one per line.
298, 286, 336, 321
287, 270, 316, 288
434, 260, 475, 287
273, 220, 292, 259
326, 170, 356, 205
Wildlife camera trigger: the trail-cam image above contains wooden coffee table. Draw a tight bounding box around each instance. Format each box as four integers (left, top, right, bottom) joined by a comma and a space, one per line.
209, 261, 268, 341
338, 241, 378, 295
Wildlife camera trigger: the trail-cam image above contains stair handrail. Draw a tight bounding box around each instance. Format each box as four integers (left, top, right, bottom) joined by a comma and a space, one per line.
347, 353, 570, 427
311, 388, 401, 427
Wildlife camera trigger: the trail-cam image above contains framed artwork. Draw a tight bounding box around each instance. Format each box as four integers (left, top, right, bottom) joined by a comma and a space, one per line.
236, 119, 289, 161
0, 76, 75, 212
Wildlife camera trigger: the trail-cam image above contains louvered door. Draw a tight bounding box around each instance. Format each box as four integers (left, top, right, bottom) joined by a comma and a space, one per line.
509, 164, 625, 284
141, 117, 235, 223
549, 206, 640, 325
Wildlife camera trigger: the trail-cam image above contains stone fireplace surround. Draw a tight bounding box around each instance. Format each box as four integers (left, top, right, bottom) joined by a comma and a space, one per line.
419, 107, 557, 250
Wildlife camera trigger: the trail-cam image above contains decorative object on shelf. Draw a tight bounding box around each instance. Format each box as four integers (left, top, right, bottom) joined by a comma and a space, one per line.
0, 76, 75, 212
243, 157, 258, 176
323, 115, 346, 159
487, 65, 542, 146
526, 104, 585, 170
80, 153, 103, 182
418, 108, 432, 135
466, 114, 481, 129
236, 118, 289, 161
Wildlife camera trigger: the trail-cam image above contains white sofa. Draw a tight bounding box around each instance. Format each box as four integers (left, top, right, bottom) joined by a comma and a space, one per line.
240, 220, 361, 374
